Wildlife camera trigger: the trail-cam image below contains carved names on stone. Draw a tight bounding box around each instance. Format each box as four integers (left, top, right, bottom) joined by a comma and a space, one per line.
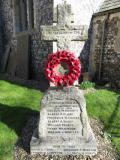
42, 100, 83, 138
30, 87, 97, 155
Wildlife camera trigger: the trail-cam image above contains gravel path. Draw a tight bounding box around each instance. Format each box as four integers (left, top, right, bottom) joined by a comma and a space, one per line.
14, 116, 119, 160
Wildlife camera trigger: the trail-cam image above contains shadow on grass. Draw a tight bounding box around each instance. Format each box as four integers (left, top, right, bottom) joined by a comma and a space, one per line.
95, 83, 120, 94
0, 103, 39, 137
105, 95, 120, 137
0, 73, 49, 92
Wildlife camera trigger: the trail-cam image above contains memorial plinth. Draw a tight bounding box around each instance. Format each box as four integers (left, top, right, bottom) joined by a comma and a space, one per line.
30, 2, 97, 154
30, 87, 97, 155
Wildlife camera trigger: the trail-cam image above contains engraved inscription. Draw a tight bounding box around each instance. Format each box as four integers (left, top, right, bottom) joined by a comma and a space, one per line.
31, 88, 97, 155
46, 100, 82, 135
45, 30, 83, 35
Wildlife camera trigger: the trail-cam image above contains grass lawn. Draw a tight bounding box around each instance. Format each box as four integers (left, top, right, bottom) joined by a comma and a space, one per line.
85, 89, 120, 155
0, 80, 43, 160
0, 80, 120, 159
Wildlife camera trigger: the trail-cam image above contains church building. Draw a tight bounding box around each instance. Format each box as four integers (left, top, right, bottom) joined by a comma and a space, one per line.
90, 0, 120, 88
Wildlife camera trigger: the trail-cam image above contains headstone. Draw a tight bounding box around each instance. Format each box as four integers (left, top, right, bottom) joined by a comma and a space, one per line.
31, 87, 97, 155
41, 1, 88, 58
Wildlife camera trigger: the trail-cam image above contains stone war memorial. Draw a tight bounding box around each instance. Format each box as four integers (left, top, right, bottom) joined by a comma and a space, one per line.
30, 1, 97, 156
30, 51, 97, 155
0, 0, 120, 160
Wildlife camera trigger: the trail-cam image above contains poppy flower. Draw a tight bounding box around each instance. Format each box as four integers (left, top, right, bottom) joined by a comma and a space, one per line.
45, 50, 81, 86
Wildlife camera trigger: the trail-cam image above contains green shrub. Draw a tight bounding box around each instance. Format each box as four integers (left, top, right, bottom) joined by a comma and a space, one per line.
79, 81, 95, 90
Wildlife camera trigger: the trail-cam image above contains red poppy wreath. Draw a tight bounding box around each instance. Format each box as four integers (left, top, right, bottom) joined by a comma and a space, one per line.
45, 50, 81, 86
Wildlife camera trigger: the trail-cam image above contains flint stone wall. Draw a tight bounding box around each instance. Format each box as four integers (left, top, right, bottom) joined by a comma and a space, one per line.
0, 0, 17, 66
0, 0, 14, 64
90, 12, 120, 88
30, 0, 53, 80
34, 0, 53, 29
30, 32, 53, 80
0, 0, 14, 45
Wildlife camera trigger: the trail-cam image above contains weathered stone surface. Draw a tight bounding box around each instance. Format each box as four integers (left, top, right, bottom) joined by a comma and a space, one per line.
89, 15, 106, 78
30, 87, 97, 155
30, 32, 53, 79
89, 12, 120, 87
41, 1, 88, 57
15, 117, 118, 160
0, 0, 14, 44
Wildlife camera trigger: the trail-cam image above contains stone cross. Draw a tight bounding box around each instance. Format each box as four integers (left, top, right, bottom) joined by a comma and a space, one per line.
41, 1, 88, 57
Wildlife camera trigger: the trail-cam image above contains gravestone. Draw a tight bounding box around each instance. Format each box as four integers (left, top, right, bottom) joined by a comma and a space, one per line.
41, 1, 88, 58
